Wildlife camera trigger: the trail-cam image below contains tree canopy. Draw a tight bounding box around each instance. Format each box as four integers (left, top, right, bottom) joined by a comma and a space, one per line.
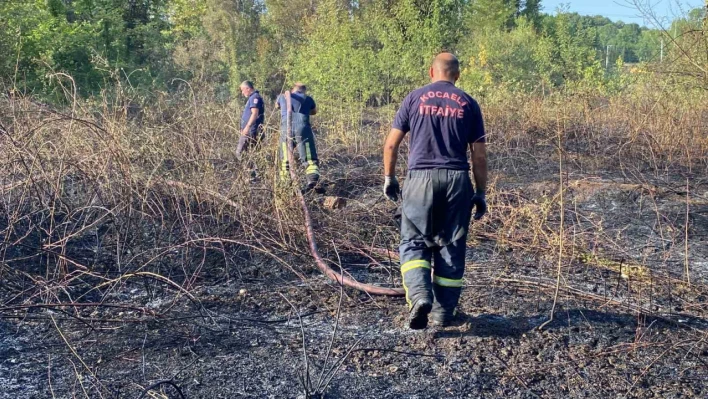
0, 0, 704, 104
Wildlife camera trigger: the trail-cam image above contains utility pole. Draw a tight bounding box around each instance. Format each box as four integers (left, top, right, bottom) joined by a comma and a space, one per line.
606, 44, 613, 70
660, 38, 664, 62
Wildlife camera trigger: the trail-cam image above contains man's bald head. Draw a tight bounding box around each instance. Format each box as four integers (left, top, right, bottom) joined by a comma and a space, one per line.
430, 53, 460, 83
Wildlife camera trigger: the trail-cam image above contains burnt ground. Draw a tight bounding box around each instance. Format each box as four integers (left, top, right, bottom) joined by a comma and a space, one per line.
1, 156, 708, 398
2, 268, 707, 399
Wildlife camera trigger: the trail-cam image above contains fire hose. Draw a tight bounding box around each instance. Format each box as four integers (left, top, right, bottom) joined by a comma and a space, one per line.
284, 92, 404, 296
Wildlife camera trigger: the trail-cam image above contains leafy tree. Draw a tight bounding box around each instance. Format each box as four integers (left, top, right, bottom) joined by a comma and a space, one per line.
459, 17, 540, 96
520, 0, 542, 28
664, 7, 708, 89
0, 1, 49, 91
1, 0, 703, 102
466, 0, 517, 32
535, 12, 604, 90
287, 0, 375, 104
635, 29, 660, 62
616, 23, 642, 62
289, 0, 465, 106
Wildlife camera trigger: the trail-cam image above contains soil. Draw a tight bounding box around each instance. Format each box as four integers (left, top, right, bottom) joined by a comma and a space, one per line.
2, 147, 707, 398
2, 273, 707, 399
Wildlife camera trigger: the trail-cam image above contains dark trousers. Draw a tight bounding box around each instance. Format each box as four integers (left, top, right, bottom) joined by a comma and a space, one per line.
236, 124, 264, 159
399, 169, 473, 316
279, 113, 319, 182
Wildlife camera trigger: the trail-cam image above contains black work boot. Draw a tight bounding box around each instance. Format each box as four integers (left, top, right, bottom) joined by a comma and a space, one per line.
408, 298, 433, 330
429, 309, 456, 327
431, 283, 462, 327
305, 173, 320, 192
401, 261, 433, 330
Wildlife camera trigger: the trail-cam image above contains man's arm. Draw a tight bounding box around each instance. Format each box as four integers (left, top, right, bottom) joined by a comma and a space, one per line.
242, 108, 260, 135
470, 142, 487, 193
310, 107, 317, 116
383, 94, 410, 201
382, 128, 406, 201
383, 128, 406, 176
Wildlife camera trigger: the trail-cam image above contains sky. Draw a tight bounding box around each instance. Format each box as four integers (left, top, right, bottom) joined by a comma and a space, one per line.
541, 0, 705, 26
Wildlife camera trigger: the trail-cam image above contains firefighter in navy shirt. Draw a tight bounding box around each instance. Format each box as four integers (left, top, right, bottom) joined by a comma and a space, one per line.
237, 80, 265, 159
276, 83, 320, 190
383, 53, 488, 329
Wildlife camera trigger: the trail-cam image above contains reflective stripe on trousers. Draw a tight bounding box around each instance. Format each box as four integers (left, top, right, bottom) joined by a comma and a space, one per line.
399, 169, 473, 313
279, 113, 319, 178
400, 259, 431, 308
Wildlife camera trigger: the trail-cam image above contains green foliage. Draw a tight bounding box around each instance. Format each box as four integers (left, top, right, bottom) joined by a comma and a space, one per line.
537, 11, 604, 90
459, 17, 540, 97
1, 0, 179, 99
664, 7, 708, 90
1, 0, 705, 103
288, 0, 374, 104
290, 0, 465, 106
467, 0, 517, 32
459, 12, 604, 98
0, 1, 48, 90
636, 30, 660, 62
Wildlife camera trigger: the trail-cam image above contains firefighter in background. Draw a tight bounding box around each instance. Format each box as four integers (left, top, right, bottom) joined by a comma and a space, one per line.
277, 83, 321, 190
236, 80, 265, 159
383, 53, 488, 329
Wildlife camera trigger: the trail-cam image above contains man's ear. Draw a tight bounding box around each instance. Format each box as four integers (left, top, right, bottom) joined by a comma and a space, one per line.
453, 71, 460, 82
429, 66, 435, 79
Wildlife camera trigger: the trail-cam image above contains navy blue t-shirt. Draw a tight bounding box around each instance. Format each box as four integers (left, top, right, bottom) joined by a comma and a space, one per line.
392, 81, 485, 170
277, 92, 316, 121
241, 90, 265, 130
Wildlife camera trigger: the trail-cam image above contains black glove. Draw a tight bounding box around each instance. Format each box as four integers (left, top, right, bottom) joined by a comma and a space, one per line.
393, 206, 402, 229
471, 191, 487, 220
383, 176, 400, 201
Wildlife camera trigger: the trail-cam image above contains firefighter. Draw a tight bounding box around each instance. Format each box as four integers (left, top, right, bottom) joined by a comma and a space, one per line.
383, 53, 488, 329
236, 81, 265, 159
276, 83, 320, 190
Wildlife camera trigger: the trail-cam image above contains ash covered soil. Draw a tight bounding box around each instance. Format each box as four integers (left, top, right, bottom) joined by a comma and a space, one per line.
2, 273, 707, 399
2, 161, 708, 398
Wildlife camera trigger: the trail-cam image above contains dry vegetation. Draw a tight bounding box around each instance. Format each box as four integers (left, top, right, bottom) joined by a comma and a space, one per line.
1, 79, 707, 398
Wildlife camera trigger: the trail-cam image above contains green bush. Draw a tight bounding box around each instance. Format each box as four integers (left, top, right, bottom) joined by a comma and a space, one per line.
1, 1, 705, 104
